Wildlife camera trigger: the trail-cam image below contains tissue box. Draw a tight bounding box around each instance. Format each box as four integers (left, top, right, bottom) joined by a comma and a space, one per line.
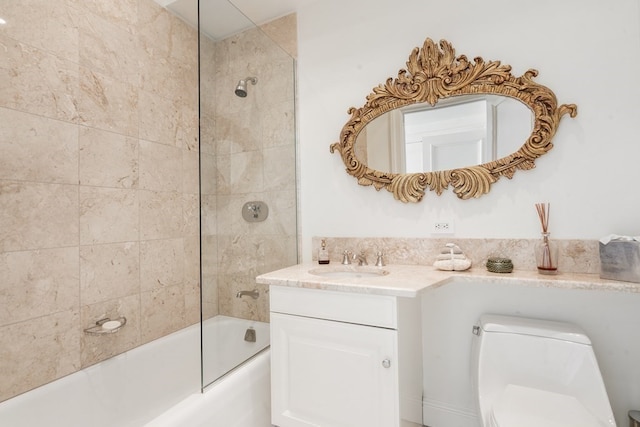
599, 241, 640, 283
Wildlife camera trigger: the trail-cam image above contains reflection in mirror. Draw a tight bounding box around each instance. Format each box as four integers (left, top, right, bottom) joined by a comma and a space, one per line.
357, 95, 533, 174
331, 38, 577, 203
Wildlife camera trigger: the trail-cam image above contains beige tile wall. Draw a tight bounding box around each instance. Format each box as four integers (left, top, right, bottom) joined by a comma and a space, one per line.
0, 0, 199, 401
199, 15, 299, 323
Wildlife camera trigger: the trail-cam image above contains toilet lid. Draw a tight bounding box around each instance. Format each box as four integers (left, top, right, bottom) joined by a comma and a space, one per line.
489, 384, 606, 427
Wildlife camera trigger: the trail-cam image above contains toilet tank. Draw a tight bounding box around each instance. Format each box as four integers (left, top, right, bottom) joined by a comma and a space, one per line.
472, 314, 612, 421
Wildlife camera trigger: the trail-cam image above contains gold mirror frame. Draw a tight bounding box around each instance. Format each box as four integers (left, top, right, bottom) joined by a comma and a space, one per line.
330, 38, 577, 203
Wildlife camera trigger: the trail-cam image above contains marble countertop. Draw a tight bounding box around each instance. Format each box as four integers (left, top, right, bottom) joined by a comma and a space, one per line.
256, 262, 640, 298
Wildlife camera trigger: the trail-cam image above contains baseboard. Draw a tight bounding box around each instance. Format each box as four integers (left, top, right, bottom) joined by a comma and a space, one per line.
401, 394, 424, 425
422, 398, 478, 427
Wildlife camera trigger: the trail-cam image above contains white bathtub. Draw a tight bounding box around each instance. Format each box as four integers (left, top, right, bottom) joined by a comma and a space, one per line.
0, 315, 271, 427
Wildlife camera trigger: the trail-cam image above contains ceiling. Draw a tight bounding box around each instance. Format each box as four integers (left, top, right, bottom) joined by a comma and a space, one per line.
155, 0, 315, 40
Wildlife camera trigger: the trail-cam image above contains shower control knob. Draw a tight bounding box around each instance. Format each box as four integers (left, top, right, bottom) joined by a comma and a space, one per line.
381, 359, 391, 368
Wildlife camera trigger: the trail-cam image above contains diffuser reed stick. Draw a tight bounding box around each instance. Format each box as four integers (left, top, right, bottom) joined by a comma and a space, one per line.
535, 202, 550, 233
535, 202, 557, 273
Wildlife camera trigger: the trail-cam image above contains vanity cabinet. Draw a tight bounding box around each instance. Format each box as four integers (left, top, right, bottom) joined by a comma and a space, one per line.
269, 285, 422, 427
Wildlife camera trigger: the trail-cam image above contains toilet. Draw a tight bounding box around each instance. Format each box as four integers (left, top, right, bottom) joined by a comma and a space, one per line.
472, 314, 617, 427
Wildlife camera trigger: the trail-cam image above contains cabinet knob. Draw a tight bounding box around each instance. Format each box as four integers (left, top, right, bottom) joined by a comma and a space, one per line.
381, 359, 391, 368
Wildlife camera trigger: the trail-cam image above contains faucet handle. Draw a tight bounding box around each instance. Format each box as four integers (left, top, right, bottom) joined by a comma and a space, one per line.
375, 251, 385, 267
341, 250, 352, 265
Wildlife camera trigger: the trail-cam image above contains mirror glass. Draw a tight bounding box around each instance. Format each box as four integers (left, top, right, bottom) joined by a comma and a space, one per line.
330, 38, 577, 202
356, 95, 533, 174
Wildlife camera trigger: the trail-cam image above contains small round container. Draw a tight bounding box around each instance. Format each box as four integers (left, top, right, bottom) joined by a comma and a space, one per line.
486, 257, 513, 273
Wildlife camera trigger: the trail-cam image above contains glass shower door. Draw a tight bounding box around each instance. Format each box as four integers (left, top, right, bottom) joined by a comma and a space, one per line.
197, 0, 298, 389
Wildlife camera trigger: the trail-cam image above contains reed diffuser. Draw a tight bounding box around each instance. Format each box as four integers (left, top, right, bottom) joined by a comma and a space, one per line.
535, 202, 558, 274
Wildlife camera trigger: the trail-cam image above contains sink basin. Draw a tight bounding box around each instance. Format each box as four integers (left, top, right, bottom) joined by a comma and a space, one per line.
308, 266, 389, 279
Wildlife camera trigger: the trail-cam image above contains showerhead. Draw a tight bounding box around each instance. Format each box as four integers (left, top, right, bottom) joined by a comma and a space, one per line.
234, 76, 257, 97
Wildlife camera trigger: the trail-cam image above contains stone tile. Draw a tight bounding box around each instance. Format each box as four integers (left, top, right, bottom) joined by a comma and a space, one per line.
0, 247, 79, 327
217, 234, 264, 276
262, 99, 295, 149
183, 235, 200, 292
182, 149, 199, 195
184, 280, 200, 326
137, 0, 197, 65
254, 280, 271, 323
200, 152, 217, 195
183, 193, 199, 237
183, 235, 200, 324
0, 34, 80, 123
139, 190, 183, 240
218, 272, 263, 321
264, 145, 296, 192
216, 191, 296, 238
0, 181, 79, 252
80, 294, 140, 368
139, 140, 182, 192
200, 194, 217, 237
259, 13, 297, 60
140, 284, 185, 344
140, 238, 184, 291
79, 186, 139, 245
213, 107, 262, 156
201, 235, 218, 278
199, 113, 216, 155
183, 236, 200, 325
559, 239, 600, 275
214, 195, 244, 236
252, 54, 295, 106
78, 66, 139, 137
138, 91, 198, 149
313, 237, 601, 275
80, 242, 140, 305
72, 0, 138, 30
139, 45, 198, 107
0, 107, 78, 184
216, 151, 264, 195
0, 310, 80, 402
0, 0, 80, 62
201, 272, 219, 321
258, 235, 298, 275
78, 127, 139, 189
78, 10, 140, 86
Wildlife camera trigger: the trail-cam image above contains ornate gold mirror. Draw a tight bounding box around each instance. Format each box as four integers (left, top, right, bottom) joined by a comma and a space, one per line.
330, 38, 577, 203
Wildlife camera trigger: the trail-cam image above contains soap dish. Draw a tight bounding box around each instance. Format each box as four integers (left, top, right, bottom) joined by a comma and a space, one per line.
486, 257, 513, 273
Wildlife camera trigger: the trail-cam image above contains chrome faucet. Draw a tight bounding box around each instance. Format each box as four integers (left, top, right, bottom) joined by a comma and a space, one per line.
341, 250, 352, 265
236, 289, 259, 299
352, 251, 368, 266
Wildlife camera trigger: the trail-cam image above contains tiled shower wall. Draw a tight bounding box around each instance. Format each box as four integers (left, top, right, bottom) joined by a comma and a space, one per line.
200, 15, 298, 323
0, 0, 199, 401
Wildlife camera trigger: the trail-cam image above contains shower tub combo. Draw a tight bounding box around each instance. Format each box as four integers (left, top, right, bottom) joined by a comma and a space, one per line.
0, 316, 271, 427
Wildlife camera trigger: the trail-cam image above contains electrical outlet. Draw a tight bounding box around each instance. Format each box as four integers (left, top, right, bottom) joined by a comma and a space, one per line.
432, 221, 454, 234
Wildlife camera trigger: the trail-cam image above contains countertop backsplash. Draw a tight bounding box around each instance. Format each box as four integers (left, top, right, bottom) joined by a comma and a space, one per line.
311, 237, 600, 275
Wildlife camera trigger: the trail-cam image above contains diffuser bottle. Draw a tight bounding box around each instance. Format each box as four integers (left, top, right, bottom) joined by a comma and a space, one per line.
535, 232, 558, 274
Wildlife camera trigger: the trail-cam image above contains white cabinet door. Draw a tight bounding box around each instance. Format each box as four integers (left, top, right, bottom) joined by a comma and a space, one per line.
271, 312, 399, 427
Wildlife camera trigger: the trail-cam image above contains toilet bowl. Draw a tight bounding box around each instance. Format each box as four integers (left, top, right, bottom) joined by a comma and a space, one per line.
472, 314, 616, 427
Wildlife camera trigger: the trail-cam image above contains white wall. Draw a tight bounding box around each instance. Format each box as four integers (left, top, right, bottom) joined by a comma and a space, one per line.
296, 0, 640, 262
421, 281, 640, 426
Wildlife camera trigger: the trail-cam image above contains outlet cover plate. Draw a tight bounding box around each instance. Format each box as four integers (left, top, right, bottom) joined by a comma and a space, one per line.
432, 220, 454, 234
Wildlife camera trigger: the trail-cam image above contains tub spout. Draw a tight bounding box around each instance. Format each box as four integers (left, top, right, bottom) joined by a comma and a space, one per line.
236, 289, 259, 299
244, 327, 256, 342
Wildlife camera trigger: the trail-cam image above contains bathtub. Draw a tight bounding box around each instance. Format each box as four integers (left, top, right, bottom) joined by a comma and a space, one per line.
0, 315, 271, 427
